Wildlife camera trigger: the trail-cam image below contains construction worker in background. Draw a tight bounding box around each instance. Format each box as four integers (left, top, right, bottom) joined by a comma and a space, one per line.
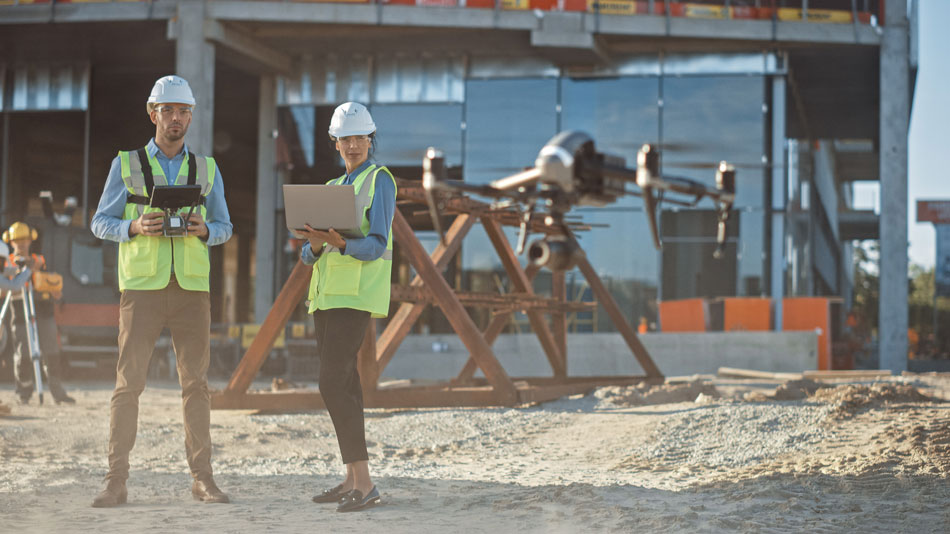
1, 222, 75, 405
638, 316, 649, 335
89, 75, 233, 508
296, 102, 395, 513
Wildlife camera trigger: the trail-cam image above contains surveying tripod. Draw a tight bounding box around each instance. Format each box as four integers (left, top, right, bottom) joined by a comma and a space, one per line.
0, 265, 46, 404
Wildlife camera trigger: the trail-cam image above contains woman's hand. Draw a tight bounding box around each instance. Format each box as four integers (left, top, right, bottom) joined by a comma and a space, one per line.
295, 224, 346, 252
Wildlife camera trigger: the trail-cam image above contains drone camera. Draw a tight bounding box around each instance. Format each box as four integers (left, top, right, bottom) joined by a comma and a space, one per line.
527, 236, 580, 271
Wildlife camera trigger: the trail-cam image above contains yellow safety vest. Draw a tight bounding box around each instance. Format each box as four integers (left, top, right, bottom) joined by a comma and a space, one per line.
307, 164, 396, 318
117, 147, 216, 292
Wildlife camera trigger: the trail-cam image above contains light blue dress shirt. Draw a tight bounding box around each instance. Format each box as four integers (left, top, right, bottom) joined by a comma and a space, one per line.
91, 138, 233, 248
301, 159, 396, 265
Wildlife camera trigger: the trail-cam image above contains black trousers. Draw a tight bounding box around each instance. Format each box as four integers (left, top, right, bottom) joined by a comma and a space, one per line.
314, 307, 371, 465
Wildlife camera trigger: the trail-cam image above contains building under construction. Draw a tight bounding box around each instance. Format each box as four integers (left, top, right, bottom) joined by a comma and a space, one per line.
0, 0, 916, 379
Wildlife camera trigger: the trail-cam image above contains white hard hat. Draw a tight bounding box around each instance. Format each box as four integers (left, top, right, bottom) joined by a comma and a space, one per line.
328, 102, 376, 138
146, 75, 196, 114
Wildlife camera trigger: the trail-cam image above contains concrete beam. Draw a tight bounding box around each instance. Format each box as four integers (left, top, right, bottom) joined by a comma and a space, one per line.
174, 0, 215, 158
0, 1, 175, 24
878, 0, 910, 373
771, 76, 786, 330
204, 19, 294, 76
0, 2, 883, 48
206, 2, 880, 46
254, 75, 278, 322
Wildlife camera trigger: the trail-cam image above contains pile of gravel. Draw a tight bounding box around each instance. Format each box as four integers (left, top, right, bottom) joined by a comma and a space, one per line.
811, 383, 937, 416
595, 379, 721, 408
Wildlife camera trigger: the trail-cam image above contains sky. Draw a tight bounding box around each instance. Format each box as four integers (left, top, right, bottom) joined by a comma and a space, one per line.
906, 0, 950, 268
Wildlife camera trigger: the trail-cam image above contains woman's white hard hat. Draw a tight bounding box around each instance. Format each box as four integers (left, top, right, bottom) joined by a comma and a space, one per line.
328, 102, 376, 138
146, 75, 196, 114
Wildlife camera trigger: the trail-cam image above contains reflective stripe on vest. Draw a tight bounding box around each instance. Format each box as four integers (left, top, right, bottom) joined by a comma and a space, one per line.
307, 164, 396, 318
117, 149, 216, 292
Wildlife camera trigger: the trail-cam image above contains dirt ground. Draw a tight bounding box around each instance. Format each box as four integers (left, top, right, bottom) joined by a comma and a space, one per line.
2, 375, 950, 533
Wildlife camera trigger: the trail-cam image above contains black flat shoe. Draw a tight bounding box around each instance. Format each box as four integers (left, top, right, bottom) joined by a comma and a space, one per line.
336, 486, 380, 513
312, 484, 346, 503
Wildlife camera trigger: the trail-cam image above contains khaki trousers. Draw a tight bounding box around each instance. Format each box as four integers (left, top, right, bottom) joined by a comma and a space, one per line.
107, 276, 212, 482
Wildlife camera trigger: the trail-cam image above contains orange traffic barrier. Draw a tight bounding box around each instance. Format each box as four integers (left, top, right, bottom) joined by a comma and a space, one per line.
658, 298, 709, 333
782, 297, 831, 371
721, 297, 772, 332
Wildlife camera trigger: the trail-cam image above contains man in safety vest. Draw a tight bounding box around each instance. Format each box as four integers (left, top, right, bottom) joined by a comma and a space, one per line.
1, 222, 74, 405
90, 75, 233, 508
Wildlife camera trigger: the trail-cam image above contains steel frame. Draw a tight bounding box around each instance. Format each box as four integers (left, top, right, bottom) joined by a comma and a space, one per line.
212, 184, 663, 410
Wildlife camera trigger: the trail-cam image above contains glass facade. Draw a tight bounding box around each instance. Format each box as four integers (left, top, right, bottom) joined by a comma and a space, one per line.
277, 56, 774, 333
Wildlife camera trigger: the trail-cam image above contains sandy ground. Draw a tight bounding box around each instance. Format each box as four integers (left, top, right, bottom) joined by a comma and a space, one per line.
2, 375, 950, 533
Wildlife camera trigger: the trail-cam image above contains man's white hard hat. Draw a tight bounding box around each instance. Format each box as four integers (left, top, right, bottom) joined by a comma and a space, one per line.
328, 102, 376, 138
146, 75, 196, 114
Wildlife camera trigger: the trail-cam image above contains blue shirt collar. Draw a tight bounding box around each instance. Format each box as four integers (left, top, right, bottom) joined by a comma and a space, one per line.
344, 159, 374, 182
147, 138, 189, 161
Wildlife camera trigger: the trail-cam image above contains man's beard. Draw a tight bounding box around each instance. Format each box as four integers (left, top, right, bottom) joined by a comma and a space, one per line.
162, 125, 186, 142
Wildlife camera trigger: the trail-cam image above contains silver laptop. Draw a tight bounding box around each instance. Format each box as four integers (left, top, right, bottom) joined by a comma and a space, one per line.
283, 184, 362, 237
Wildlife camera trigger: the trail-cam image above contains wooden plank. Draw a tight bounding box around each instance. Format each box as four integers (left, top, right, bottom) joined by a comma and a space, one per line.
224, 260, 312, 394
375, 213, 474, 374
802, 370, 893, 380
717, 367, 803, 381
575, 251, 663, 379
392, 211, 519, 404
481, 218, 566, 378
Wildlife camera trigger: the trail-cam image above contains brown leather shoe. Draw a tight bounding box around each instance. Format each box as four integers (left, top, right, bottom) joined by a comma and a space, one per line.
91, 479, 127, 508
192, 477, 230, 503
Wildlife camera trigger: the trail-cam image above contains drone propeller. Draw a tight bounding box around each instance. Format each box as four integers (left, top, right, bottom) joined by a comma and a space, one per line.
665, 160, 766, 170
636, 144, 663, 250
422, 148, 449, 245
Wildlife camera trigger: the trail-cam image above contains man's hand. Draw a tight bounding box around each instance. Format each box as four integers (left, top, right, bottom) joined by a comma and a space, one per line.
130, 211, 164, 237
294, 224, 346, 252
186, 213, 209, 239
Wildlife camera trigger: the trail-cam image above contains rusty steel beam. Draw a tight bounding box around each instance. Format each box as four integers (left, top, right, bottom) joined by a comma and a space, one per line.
453, 264, 542, 384
392, 211, 519, 404
397, 181, 589, 234
575, 250, 663, 379
223, 260, 312, 395
481, 218, 566, 378
552, 270, 568, 369
374, 213, 475, 375
390, 285, 595, 312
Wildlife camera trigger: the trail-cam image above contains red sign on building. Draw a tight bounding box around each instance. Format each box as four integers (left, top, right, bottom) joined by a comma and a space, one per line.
917, 200, 950, 224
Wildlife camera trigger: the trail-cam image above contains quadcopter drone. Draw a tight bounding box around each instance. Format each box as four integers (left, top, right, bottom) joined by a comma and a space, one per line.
421, 130, 736, 271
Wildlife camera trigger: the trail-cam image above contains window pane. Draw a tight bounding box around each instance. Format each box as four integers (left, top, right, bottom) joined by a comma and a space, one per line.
371, 104, 463, 168
71, 237, 104, 286
561, 76, 660, 209
462, 79, 558, 272
661, 75, 767, 208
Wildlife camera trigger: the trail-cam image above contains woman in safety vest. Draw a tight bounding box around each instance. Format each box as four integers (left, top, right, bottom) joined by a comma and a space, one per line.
297, 102, 395, 513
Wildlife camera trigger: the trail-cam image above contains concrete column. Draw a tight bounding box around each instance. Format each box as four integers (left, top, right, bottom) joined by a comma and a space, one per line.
771, 76, 787, 331
254, 75, 278, 322
878, 0, 910, 373
175, 0, 215, 157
